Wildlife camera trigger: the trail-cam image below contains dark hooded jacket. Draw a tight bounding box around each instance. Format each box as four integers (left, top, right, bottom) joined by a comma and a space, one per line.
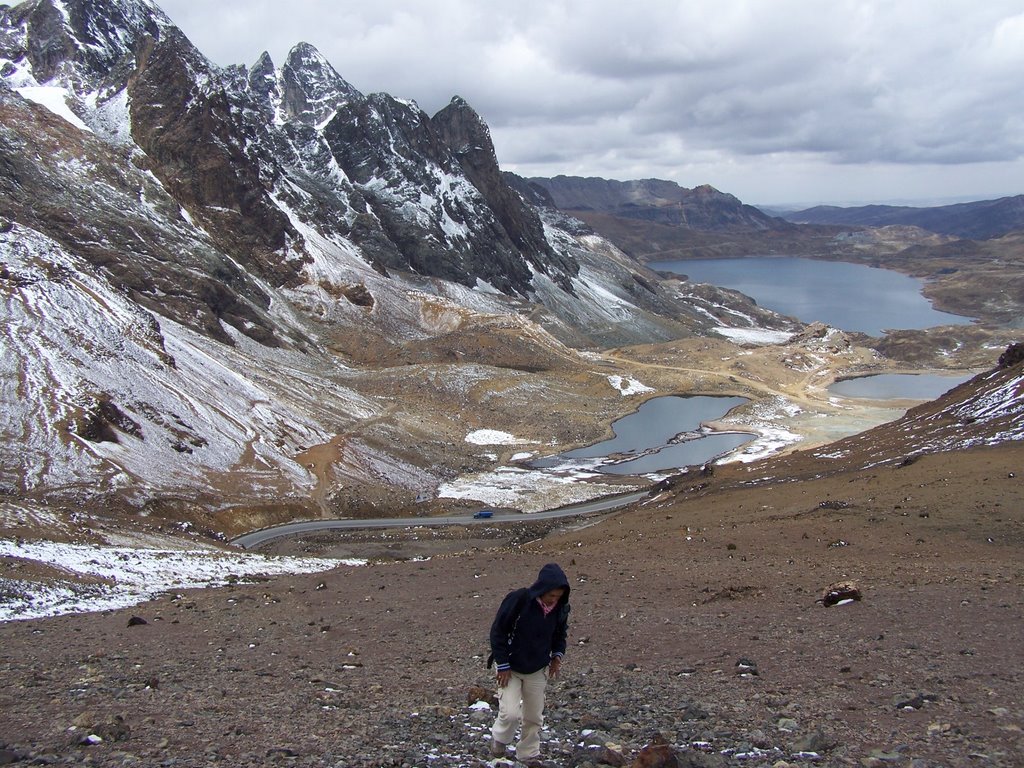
489, 563, 571, 675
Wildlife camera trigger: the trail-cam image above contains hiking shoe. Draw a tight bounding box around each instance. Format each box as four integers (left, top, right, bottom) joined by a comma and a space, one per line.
489, 739, 507, 757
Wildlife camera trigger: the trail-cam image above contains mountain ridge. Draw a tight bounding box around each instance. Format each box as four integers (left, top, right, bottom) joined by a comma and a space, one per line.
784, 195, 1024, 239
526, 174, 789, 232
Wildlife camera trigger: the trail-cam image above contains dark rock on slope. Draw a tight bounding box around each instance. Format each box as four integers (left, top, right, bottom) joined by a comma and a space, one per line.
433, 96, 577, 293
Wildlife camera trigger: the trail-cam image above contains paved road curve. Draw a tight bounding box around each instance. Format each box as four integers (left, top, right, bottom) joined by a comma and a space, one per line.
231, 489, 650, 549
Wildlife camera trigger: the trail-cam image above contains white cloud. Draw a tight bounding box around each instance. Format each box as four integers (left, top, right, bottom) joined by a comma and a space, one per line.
158, 0, 1024, 205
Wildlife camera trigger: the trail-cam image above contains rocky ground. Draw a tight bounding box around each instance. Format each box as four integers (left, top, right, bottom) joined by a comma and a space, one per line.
1, 438, 1020, 768
1, 306, 1019, 768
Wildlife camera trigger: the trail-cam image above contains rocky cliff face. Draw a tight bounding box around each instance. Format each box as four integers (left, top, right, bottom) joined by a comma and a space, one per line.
432, 97, 577, 293
129, 28, 307, 296
3, 0, 163, 88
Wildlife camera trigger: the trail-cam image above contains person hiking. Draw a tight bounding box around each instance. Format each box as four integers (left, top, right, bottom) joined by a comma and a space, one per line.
488, 562, 571, 763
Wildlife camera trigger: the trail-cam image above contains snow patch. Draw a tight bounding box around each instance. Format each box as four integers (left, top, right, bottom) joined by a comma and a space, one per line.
437, 466, 633, 513
16, 86, 92, 132
608, 375, 655, 396
0, 539, 352, 622
714, 327, 794, 345
464, 429, 537, 446
83, 88, 133, 145
717, 396, 805, 463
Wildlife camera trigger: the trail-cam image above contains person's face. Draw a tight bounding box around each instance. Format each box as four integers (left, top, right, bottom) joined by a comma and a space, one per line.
540, 588, 566, 607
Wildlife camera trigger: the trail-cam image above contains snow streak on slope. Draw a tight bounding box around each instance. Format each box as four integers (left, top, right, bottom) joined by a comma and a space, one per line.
437, 465, 632, 513
949, 369, 1024, 432
899, 367, 1024, 450
0, 223, 385, 502
14, 86, 91, 130
2, 224, 169, 492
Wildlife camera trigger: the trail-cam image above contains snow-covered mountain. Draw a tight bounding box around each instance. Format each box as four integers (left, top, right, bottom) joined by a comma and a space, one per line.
2, 0, 799, 515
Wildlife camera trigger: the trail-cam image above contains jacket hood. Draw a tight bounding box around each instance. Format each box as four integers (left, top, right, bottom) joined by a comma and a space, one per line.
528, 562, 570, 603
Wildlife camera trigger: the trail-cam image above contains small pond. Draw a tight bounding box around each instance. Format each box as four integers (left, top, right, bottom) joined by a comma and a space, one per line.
532, 395, 752, 475
828, 372, 974, 401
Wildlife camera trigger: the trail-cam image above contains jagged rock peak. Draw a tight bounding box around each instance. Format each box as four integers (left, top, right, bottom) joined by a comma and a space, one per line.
246, 50, 277, 105
433, 93, 565, 284
284, 41, 335, 75
3, 0, 172, 87
441, 94, 477, 116
278, 41, 361, 125
433, 95, 496, 160
250, 50, 274, 78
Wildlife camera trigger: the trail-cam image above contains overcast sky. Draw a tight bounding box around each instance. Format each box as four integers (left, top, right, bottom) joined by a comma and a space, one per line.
158, 0, 1024, 207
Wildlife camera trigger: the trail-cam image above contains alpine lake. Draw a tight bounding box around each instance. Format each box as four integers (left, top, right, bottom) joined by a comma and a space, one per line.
539, 256, 977, 476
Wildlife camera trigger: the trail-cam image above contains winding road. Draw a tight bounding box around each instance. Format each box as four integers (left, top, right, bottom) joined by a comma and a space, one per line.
230, 489, 650, 549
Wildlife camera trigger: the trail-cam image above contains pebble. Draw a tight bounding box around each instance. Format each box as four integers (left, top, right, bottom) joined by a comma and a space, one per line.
10, 655, 1021, 768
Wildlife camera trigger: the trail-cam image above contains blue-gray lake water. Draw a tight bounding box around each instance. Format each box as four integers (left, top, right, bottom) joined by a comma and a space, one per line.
532, 395, 752, 475
647, 256, 973, 335
828, 372, 973, 400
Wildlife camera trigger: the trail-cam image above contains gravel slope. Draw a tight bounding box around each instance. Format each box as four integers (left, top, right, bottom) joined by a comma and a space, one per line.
1, 440, 1021, 767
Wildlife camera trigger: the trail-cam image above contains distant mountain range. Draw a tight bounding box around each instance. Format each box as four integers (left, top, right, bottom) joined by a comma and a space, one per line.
524, 176, 1024, 243
520, 175, 788, 232
782, 195, 1024, 239
498, 174, 828, 262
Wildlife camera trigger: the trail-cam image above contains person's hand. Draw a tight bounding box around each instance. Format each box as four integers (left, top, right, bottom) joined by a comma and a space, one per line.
548, 656, 562, 679
496, 669, 511, 687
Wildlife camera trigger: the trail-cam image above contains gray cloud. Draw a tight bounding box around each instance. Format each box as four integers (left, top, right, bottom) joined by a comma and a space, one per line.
158, 0, 1024, 205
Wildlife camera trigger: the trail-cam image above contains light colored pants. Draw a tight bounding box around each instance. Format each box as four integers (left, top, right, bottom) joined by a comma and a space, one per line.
491, 668, 548, 760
